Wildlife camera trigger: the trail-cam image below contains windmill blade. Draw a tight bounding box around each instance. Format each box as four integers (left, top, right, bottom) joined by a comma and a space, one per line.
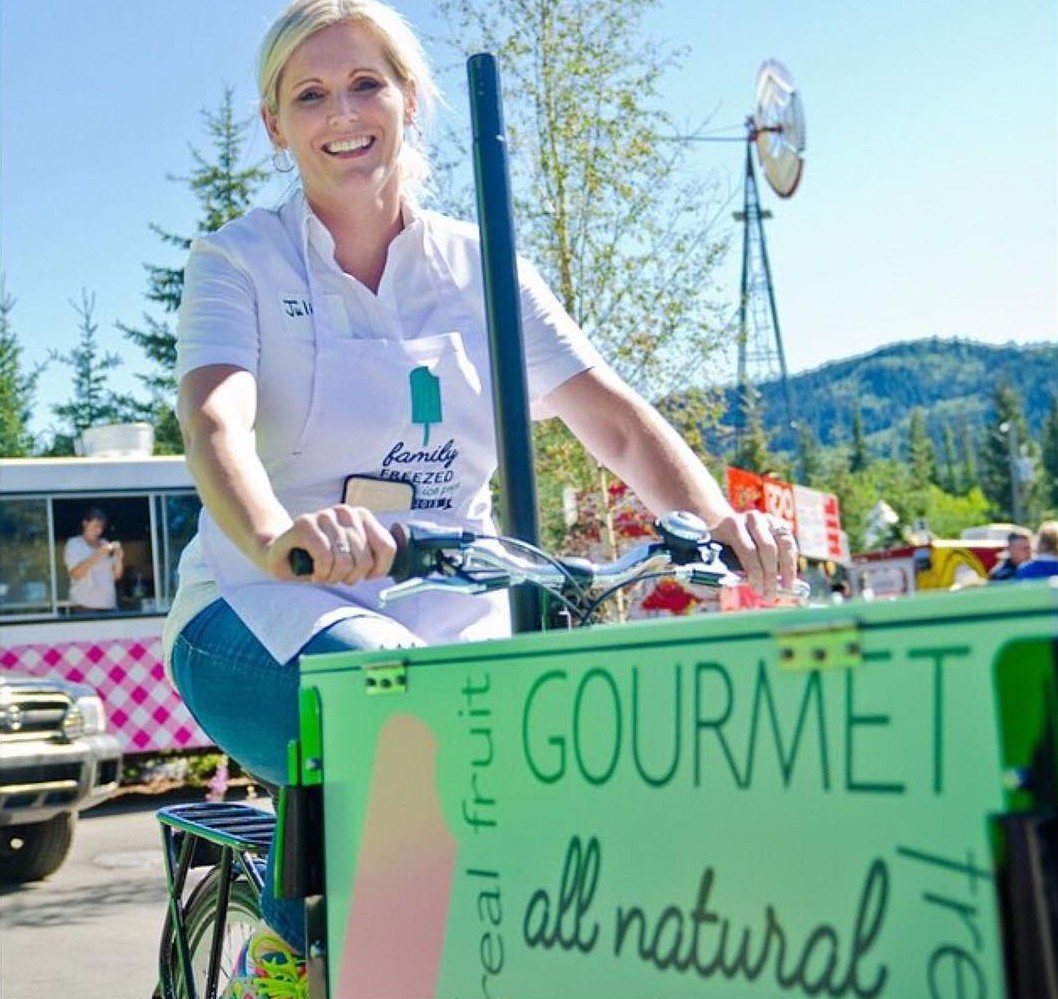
753, 59, 806, 198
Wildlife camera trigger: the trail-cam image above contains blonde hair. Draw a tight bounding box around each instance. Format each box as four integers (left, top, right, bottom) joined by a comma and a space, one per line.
1035, 520, 1058, 555
258, 0, 439, 196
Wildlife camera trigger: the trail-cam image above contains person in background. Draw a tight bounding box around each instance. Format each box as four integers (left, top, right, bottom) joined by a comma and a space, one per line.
164, 0, 801, 992
1014, 520, 1058, 580
987, 526, 1033, 582
63, 506, 124, 611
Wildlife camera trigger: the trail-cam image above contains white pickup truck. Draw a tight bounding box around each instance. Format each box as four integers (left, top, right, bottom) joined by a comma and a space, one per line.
0, 671, 123, 882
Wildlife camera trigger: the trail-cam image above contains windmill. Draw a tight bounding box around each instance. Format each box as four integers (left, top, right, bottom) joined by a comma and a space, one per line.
732, 60, 806, 464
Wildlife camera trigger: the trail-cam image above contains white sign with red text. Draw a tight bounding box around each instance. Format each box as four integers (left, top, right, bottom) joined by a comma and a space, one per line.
793, 484, 846, 562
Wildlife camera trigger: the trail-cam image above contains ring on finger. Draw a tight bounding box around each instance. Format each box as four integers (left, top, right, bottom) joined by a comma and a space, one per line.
770, 523, 793, 538
332, 542, 352, 555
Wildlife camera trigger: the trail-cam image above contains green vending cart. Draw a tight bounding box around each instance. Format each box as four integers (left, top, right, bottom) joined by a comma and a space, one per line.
288, 581, 1057, 998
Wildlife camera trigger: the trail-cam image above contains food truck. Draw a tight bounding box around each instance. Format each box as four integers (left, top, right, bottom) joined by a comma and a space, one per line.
0, 451, 210, 756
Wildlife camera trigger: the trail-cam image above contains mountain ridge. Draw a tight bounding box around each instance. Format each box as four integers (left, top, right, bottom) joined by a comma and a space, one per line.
731, 336, 1056, 453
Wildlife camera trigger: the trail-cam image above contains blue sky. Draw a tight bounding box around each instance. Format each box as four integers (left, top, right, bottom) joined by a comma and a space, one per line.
2, 0, 1055, 438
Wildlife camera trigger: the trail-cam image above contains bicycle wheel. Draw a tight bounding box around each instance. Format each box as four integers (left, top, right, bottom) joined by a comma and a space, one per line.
156, 866, 264, 999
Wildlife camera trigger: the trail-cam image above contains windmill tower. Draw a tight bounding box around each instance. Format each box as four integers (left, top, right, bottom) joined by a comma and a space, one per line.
733, 60, 806, 465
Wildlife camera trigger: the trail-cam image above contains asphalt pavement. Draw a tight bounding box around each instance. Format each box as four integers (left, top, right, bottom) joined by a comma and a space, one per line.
0, 787, 222, 999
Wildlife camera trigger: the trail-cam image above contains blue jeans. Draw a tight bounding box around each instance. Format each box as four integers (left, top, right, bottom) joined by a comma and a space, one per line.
170, 599, 422, 952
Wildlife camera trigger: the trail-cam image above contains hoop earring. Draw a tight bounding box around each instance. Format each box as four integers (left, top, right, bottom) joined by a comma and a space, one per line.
271, 146, 295, 173
405, 116, 423, 144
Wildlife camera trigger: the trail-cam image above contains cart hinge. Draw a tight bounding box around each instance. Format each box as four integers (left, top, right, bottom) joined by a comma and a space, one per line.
364, 660, 408, 695
775, 620, 863, 672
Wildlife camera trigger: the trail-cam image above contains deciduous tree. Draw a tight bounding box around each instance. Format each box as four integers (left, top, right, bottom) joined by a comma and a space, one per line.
434, 0, 730, 545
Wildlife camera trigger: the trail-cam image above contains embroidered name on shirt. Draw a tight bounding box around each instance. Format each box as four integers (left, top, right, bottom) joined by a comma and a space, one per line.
282, 298, 314, 317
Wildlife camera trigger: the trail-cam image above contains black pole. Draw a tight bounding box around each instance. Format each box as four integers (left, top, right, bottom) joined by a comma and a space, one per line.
467, 52, 542, 633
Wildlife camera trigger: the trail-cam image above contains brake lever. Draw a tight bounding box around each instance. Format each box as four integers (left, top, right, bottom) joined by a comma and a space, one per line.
379, 568, 512, 607
676, 565, 811, 605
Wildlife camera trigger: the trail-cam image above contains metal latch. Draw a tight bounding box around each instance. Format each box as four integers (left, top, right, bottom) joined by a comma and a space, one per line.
775, 620, 863, 672
364, 660, 408, 696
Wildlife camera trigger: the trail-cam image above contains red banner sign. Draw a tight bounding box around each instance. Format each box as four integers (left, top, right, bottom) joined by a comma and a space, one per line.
724, 467, 797, 534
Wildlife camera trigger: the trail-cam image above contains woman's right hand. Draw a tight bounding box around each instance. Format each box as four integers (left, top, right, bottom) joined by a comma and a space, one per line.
266, 505, 397, 585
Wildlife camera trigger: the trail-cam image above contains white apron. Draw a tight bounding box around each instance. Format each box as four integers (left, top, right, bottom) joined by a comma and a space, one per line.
199, 215, 511, 662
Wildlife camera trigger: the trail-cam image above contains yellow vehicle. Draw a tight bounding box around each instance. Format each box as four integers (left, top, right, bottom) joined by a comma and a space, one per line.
849, 537, 1006, 597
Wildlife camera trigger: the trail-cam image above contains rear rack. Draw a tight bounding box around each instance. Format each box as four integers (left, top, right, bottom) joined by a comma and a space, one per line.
157, 801, 275, 999
157, 800, 275, 853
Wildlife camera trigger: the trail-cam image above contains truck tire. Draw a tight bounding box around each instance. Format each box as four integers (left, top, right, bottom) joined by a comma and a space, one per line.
0, 812, 77, 884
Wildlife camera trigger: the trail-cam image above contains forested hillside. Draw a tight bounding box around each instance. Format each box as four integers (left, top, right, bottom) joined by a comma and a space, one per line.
731, 337, 1056, 455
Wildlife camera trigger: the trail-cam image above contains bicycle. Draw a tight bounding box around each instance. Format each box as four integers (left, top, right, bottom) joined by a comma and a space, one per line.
153, 510, 804, 999
153, 513, 1058, 999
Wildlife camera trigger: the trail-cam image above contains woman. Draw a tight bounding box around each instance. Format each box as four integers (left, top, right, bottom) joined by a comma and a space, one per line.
166, 0, 799, 988
64, 506, 123, 611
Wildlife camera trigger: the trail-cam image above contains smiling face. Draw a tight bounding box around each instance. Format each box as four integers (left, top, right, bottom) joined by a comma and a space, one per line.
262, 19, 415, 211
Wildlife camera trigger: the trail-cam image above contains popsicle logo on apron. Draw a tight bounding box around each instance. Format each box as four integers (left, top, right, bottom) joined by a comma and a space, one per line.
409, 366, 443, 445
375, 364, 461, 512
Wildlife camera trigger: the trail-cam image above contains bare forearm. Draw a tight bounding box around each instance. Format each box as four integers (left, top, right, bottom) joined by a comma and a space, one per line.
607, 412, 733, 526
179, 366, 292, 571
549, 366, 799, 597
69, 546, 113, 581
184, 424, 292, 569
550, 368, 734, 528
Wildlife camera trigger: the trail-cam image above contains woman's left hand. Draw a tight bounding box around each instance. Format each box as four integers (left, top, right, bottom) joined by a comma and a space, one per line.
709, 509, 799, 601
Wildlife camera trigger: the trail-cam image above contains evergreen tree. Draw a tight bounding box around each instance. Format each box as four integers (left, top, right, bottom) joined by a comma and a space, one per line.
735, 388, 783, 476
798, 421, 823, 485
48, 290, 140, 453
940, 423, 959, 494
0, 277, 41, 456
120, 87, 270, 453
901, 407, 937, 529
979, 381, 1029, 522
907, 407, 936, 486
959, 418, 977, 495
1038, 391, 1058, 514
850, 402, 869, 473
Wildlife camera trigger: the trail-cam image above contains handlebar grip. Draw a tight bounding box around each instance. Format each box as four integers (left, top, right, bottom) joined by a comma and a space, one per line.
287, 525, 414, 580
289, 548, 313, 576
388, 523, 414, 583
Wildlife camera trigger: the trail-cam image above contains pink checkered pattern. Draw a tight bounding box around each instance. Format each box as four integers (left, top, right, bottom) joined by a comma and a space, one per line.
0, 638, 212, 755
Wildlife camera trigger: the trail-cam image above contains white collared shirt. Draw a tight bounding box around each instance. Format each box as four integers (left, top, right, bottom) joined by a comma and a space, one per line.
167, 189, 601, 664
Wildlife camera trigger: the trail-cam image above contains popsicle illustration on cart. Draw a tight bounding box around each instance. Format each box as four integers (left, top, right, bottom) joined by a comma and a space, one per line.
409, 366, 442, 446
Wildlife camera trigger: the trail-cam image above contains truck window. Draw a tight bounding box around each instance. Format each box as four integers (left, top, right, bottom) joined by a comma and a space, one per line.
1, 487, 201, 619
0, 497, 53, 614
161, 493, 201, 605
54, 496, 151, 611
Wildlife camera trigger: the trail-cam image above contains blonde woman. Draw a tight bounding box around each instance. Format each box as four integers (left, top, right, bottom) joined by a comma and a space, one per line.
166, 1, 799, 988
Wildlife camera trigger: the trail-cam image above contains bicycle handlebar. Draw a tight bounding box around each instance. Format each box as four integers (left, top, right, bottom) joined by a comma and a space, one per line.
288, 511, 810, 620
